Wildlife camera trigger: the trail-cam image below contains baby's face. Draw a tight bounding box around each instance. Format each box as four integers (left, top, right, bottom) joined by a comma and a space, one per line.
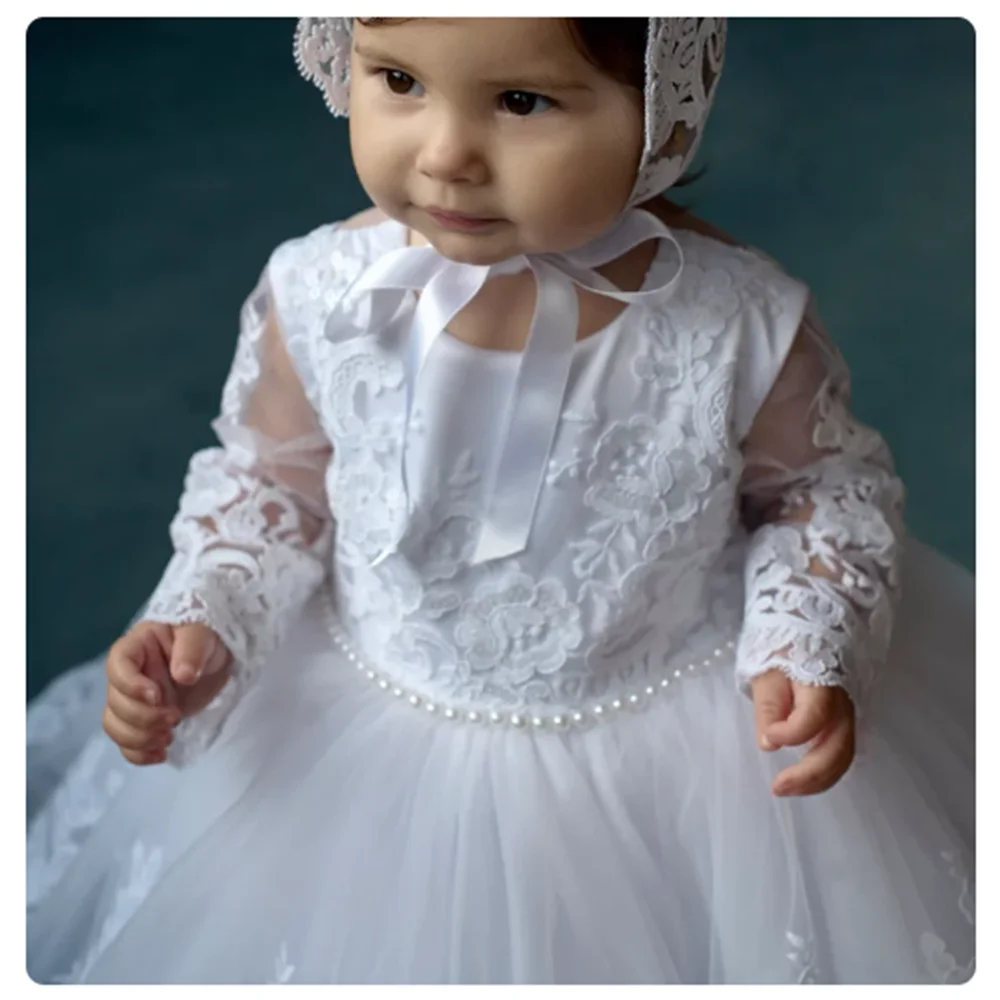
349, 18, 643, 265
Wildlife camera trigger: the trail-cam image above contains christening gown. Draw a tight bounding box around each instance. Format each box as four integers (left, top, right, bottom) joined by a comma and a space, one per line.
26, 215, 975, 984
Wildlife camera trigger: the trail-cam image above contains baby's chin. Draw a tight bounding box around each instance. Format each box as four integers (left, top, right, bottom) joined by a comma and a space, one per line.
415, 218, 624, 265
416, 229, 525, 267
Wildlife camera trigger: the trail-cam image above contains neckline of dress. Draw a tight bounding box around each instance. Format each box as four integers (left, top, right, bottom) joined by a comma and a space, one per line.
368, 216, 677, 363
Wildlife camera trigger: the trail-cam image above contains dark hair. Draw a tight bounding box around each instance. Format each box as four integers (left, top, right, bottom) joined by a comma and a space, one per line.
355, 17, 708, 195
565, 18, 707, 193
563, 18, 648, 91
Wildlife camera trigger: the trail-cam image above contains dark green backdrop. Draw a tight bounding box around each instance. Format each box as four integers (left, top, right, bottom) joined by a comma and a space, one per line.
26, 18, 975, 701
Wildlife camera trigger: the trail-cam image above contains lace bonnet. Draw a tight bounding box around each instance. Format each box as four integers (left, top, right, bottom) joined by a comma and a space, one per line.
293, 17, 727, 206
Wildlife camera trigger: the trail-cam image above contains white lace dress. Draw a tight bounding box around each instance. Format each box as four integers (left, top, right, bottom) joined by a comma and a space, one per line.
26, 218, 975, 984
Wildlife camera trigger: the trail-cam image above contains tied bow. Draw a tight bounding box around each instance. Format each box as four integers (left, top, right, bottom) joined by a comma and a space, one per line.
347, 209, 684, 567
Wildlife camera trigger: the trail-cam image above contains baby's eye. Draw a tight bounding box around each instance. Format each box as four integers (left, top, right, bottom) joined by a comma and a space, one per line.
500, 91, 555, 116
381, 69, 424, 97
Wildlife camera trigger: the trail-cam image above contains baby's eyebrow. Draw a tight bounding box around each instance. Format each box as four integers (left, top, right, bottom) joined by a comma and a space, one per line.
480, 74, 593, 94
353, 42, 414, 68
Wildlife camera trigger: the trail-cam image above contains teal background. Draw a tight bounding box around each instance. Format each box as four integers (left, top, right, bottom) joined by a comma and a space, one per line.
26, 18, 975, 701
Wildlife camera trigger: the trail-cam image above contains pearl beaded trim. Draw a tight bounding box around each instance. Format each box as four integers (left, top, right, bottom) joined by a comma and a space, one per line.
326, 618, 735, 731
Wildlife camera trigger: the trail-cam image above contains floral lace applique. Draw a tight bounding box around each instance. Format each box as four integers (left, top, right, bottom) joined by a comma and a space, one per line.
736, 313, 905, 713
27, 738, 126, 911
785, 930, 819, 984
454, 569, 584, 687
920, 851, 975, 984
269, 942, 296, 984
54, 840, 165, 983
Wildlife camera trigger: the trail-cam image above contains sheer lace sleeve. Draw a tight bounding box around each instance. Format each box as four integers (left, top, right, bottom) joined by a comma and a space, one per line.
142, 270, 334, 766
735, 301, 905, 715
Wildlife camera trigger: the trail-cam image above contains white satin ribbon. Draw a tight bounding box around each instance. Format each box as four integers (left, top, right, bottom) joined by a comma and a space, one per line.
347, 209, 684, 566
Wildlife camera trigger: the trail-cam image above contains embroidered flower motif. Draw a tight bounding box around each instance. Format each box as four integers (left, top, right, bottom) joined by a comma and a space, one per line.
324, 347, 404, 442
694, 361, 736, 453
399, 449, 482, 585
569, 417, 715, 578
270, 942, 296, 984
584, 415, 675, 530
328, 457, 407, 563
634, 350, 684, 391
785, 930, 819, 984
665, 263, 742, 340
66, 840, 165, 982
27, 738, 126, 912
454, 570, 583, 685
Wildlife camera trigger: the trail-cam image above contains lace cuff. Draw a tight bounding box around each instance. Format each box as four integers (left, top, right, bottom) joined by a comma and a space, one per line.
735, 302, 905, 714
141, 269, 333, 766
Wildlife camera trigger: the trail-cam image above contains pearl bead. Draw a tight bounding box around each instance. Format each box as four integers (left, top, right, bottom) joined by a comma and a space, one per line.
331, 603, 736, 734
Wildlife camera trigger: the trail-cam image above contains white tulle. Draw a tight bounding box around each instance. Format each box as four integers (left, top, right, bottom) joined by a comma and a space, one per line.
26, 540, 973, 984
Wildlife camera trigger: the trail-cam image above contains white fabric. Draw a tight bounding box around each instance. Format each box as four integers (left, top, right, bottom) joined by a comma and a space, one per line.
25, 218, 974, 983
27, 542, 974, 984
293, 17, 727, 206
123, 218, 903, 754
351, 209, 684, 565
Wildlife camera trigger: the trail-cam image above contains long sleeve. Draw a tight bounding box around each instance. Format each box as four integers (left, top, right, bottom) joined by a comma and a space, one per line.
143, 269, 334, 766
735, 301, 906, 715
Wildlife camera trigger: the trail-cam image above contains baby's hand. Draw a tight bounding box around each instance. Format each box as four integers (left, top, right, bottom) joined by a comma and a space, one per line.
103, 620, 233, 766
750, 669, 855, 797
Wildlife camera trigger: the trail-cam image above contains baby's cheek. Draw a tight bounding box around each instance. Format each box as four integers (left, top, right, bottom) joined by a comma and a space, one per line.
350, 116, 399, 201
514, 178, 622, 255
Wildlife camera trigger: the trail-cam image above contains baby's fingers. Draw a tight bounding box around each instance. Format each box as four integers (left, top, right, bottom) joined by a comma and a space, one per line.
765, 687, 837, 748
772, 717, 855, 797
102, 706, 174, 755
106, 636, 161, 707
106, 684, 181, 731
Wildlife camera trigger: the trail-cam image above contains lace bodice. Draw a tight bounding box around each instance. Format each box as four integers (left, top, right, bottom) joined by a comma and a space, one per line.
144, 218, 904, 765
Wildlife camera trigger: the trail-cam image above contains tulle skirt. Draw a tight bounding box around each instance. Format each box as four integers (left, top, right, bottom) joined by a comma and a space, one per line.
26, 540, 975, 984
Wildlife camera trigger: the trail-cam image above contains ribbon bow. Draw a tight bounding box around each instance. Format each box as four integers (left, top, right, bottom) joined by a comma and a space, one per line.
347, 209, 684, 566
